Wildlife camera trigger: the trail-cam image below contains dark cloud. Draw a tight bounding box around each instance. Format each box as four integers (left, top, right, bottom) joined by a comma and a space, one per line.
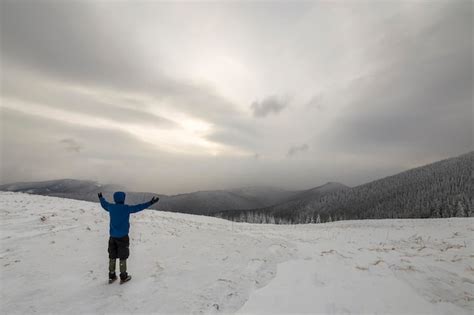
316, 1, 472, 160
205, 116, 259, 151
60, 138, 82, 153
251, 96, 288, 117
287, 144, 309, 157
305, 95, 324, 111
0, 1, 145, 89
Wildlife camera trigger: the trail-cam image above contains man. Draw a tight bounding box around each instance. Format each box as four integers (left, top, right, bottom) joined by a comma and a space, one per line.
98, 191, 159, 284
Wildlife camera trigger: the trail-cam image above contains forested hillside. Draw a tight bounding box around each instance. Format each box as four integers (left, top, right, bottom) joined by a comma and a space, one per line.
216, 152, 473, 224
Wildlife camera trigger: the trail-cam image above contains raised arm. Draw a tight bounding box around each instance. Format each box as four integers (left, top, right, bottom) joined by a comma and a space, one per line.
128, 197, 159, 214
98, 192, 111, 212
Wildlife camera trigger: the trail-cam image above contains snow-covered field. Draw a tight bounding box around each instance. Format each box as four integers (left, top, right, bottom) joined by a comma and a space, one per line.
0, 192, 472, 314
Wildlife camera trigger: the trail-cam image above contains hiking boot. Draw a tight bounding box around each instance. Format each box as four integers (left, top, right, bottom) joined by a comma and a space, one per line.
108, 272, 117, 284
120, 272, 131, 284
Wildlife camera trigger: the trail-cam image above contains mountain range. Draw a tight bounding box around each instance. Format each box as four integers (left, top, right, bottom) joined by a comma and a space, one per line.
0, 179, 302, 214
1, 151, 472, 222
216, 152, 473, 223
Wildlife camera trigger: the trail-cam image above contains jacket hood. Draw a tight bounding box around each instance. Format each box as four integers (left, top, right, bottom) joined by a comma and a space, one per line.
113, 191, 126, 204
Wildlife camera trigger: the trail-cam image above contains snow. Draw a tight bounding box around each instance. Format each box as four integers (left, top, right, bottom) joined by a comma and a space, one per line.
1, 192, 473, 314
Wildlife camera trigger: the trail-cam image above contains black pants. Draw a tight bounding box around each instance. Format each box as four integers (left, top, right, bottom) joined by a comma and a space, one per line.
108, 235, 130, 260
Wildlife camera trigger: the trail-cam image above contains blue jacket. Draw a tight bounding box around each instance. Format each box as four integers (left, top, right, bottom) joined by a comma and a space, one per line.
100, 191, 152, 238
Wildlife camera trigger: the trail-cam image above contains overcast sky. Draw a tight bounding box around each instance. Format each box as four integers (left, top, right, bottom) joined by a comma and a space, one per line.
0, 1, 472, 194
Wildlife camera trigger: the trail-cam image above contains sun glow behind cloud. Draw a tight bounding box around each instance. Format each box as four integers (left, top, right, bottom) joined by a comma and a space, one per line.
1, 82, 248, 157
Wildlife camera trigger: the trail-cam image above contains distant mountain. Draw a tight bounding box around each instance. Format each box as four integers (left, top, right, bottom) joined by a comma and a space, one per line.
216, 152, 473, 223
157, 187, 299, 214
0, 178, 106, 194
5, 152, 470, 223
229, 186, 301, 207
215, 181, 349, 222
0, 179, 123, 200
0, 179, 300, 214
0, 179, 160, 207
285, 182, 349, 202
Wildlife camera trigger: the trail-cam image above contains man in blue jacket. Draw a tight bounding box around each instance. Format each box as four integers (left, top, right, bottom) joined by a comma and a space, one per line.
98, 191, 159, 283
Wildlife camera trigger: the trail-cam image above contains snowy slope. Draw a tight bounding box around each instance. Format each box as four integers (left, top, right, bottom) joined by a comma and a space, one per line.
1, 192, 472, 314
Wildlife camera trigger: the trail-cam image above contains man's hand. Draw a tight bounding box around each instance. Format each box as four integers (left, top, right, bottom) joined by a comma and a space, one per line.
98, 192, 103, 199
150, 196, 159, 205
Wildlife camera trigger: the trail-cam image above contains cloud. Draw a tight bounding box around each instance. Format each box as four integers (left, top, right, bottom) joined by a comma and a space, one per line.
250, 96, 288, 117
313, 1, 472, 161
1, 70, 177, 129
287, 144, 309, 157
0, 1, 149, 89
0, 1, 471, 193
0, 107, 177, 191
0, 1, 254, 154
305, 94, 325, 111
60, 138, 82, 153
